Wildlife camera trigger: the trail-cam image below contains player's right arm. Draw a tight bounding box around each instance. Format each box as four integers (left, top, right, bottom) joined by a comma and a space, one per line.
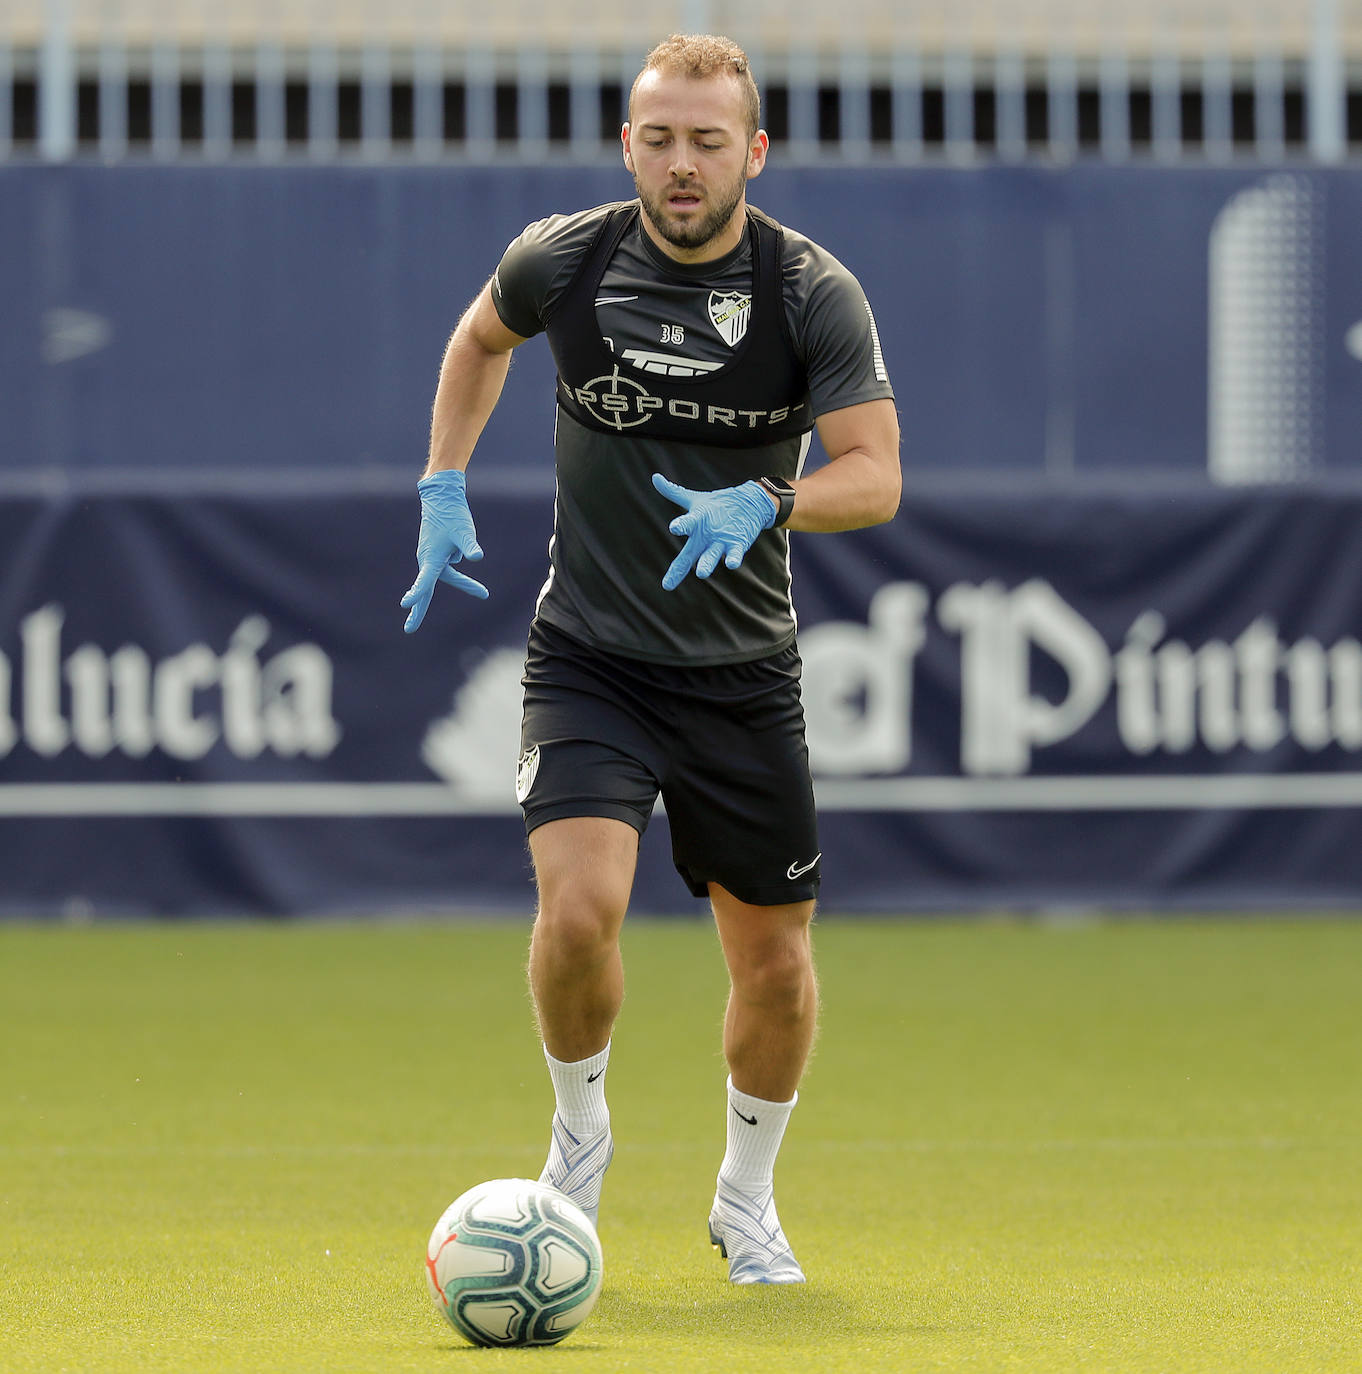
423, 283, 528, 478
402, 209, 603, 630
401, 284, 528, 632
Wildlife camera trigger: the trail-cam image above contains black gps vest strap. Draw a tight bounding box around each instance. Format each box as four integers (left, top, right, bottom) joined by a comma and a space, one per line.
543, 203, 813, 449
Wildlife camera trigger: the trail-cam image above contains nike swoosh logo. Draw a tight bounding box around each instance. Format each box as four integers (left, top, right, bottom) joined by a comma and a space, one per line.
732, 1105, 758, 1126
595, 295, 639, 306
787, 854, 821, 880
587, 1069, 605, 1083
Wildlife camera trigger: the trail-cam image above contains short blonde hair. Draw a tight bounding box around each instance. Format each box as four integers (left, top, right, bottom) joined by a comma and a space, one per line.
629, 34, 761, 140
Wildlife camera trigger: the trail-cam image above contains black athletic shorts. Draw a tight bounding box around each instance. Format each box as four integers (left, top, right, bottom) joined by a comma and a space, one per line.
517, 618, 821, 906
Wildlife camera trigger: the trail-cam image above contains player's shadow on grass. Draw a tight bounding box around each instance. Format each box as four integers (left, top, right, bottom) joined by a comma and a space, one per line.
599, 1279, 905, 1344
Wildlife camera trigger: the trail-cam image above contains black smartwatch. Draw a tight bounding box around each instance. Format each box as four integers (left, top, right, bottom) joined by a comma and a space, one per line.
757, 476, 797, 528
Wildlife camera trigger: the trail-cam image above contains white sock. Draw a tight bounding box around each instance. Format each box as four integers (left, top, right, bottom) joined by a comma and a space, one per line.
718, 1076, 797, 1193
543, 1041, 611, 1139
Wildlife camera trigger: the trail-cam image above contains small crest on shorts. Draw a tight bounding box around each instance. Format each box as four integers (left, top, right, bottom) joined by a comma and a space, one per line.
515, 745, 541, 804
707, 291, 751, 347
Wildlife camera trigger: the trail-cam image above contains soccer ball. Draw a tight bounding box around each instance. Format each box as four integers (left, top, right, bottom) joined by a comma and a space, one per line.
424, 1178, 604, 1347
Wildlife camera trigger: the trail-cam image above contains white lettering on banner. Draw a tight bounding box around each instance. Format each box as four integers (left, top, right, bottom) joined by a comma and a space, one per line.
220, 616, 270, 757
22, 605, 69, 756
800, 584, 928, 774
804, 580, 1362, 778
1326, 642, 1362, 747
156, 645, 220, 758
67, 645, 113, 755
261, 644, 340, 757
1114, 611, 1362, 758
938, 579, 1112, 776
111, 645, 154, 756
0, 606, 340, 762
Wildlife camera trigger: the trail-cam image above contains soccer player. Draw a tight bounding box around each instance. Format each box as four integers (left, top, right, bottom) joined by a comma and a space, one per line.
401, 33, 900, 1284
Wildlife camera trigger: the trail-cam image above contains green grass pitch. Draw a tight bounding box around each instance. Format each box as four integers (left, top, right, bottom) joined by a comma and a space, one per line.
2, 915, 1360, 1372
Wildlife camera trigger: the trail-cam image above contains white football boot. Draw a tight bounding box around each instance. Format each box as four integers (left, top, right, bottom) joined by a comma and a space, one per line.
538, 1113, 613, 1229
707, 1178, 806, 1284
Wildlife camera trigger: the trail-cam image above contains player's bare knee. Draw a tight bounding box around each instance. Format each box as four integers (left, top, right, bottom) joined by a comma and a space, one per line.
533, 898, 620, 971
730, 938, 815, 1015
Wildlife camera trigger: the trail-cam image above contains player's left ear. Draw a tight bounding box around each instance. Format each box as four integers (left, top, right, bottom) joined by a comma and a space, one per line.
747, 130, 769, 179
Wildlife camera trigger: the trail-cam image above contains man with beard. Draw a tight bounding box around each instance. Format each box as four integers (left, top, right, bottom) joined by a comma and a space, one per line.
401, 33, 900, 1284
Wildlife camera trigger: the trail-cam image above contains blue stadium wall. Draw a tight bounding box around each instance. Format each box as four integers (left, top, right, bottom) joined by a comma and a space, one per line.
3, 162, 1362, 917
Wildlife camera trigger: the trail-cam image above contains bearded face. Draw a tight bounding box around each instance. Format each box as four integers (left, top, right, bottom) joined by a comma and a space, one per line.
624, 70, 766, 262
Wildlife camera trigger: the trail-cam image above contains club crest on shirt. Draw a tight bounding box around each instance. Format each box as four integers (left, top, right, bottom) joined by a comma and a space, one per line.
707, 291, 751, 347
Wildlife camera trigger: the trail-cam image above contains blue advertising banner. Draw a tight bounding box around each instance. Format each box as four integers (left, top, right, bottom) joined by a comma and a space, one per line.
3, 477, 1362, 916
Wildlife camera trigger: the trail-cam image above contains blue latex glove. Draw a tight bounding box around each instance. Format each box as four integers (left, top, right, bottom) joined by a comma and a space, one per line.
651, 472, 776, 591
401, 469, 489, 633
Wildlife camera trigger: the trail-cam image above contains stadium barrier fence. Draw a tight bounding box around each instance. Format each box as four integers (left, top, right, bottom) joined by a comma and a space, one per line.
1, 0, 1359, 164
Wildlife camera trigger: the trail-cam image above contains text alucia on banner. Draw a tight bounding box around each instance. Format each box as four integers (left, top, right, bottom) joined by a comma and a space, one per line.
0, 606, 340, 762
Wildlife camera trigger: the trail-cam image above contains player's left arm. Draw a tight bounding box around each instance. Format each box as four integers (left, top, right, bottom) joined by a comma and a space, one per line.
774, 237, 901, 534
782, 399, 901, 533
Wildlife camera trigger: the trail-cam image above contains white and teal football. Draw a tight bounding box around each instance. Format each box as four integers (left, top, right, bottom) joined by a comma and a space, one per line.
424, 1178, 604, 1347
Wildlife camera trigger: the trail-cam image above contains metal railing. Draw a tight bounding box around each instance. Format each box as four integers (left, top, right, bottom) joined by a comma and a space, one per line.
1, 0, 1358, 162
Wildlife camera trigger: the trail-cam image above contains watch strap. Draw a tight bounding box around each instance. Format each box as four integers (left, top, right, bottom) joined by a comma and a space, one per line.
757, 476, 796, 528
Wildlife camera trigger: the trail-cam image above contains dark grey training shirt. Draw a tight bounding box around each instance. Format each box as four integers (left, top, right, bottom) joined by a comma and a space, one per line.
491, 200, 895, 666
